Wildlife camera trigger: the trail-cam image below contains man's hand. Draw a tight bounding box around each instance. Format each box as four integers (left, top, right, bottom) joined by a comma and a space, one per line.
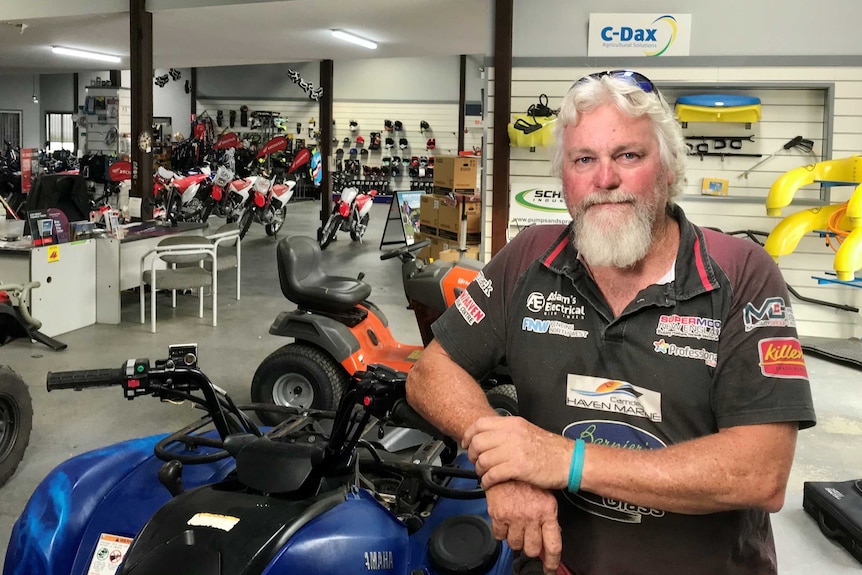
486, 481, 562, 574
463, 416, 572, 490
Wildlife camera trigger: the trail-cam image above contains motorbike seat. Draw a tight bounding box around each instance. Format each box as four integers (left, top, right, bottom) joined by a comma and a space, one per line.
277, 236, 372, 313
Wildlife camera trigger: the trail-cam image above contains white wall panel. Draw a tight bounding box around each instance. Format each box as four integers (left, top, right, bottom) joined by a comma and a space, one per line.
486, 64, 862, 337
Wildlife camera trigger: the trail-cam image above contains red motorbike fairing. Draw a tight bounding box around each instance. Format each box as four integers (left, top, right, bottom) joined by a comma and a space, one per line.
256, 136, 288, 159
213, 132, 240, 150
108, 161, 132, 182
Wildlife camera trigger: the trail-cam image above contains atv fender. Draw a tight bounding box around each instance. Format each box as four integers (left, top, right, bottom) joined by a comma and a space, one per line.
268, 310, 359, 363
5, 433, 237, 575
4, 435, 164, 575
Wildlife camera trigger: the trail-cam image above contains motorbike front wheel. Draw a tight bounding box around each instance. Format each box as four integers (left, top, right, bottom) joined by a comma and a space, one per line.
0, 366, 33, 487
199, 199, 215, 223
265, 206, 288, 236
250, 343, 350, 426
350, 213, 370, 241
238, 208, 254, 239
319, 214, 342, 250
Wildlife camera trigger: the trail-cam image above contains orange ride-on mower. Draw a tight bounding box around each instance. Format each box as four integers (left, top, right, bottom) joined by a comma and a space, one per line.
250, 236, 517, 426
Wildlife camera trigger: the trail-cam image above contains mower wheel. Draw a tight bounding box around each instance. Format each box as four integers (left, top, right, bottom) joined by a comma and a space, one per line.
485, 384, 519, 417
251, 343, 350, 426
0, 366, 33, 487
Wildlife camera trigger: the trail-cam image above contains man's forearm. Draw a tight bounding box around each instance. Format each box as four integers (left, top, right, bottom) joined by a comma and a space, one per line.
405, 340, 497, 441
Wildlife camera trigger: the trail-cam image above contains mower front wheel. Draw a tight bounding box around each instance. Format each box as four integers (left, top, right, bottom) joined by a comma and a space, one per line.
485, 384, 519, 417
0, 366, 33, 487
251, 344, 350, 426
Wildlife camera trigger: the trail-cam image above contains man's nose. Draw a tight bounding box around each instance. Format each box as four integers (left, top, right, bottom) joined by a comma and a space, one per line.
593, 159, 621, 189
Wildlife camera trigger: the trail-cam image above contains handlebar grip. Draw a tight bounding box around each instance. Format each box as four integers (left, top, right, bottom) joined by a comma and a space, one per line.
46, 368, 126, 392
391, 399, 444, 440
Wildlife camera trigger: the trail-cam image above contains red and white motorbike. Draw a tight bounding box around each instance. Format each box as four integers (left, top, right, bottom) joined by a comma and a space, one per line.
201, 132, 241, 221
319, 186, 378, 249
234, 137, 309, 239
154, 165, 213, 223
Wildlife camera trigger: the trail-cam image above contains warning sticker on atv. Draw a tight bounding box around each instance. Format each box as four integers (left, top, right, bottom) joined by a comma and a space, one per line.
87, 533, 132, 575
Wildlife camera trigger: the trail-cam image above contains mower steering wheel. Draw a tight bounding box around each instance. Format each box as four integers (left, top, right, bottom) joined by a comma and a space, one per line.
154, 418, 231, 465
380, 239, 430, 261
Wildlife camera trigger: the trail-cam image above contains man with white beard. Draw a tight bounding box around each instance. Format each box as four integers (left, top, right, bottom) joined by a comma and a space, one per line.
405, 71, 815, 575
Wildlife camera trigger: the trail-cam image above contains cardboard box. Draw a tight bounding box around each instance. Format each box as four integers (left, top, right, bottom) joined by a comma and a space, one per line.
437, 246, 480, 262
433, 185, 478, 197
433, 156, 479, 194
419, 194, 440, 229
414, 232, 443, 261
437, 199, 481, 233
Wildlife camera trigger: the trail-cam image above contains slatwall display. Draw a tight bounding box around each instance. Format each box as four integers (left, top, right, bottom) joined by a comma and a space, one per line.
485, 65, 862, 338
197, 98, 482, 189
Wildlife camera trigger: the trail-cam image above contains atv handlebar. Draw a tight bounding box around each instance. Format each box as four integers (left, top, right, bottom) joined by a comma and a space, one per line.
47, 367, 128, 391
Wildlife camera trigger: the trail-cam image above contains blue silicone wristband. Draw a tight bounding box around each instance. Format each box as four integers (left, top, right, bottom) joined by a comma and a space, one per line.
568, 439, 585, 493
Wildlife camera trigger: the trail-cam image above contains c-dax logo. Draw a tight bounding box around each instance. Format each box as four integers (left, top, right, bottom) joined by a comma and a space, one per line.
514, 189, 569, 213
601, 14, 679, 56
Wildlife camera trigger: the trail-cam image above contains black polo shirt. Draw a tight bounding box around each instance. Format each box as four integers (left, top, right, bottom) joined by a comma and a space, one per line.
432, 205, 816, 575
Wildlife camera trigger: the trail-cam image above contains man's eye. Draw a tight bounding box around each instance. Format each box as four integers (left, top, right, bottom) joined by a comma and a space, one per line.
574, 157, 592, 164
619, 152, 640, 161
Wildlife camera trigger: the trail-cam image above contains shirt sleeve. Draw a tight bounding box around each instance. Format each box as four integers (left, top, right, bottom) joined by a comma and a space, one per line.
431, 226, 555, 380
711, 241, 816, 430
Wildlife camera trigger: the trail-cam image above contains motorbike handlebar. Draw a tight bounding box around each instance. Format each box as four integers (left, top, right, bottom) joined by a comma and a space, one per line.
390, 399, 445, 441
47, 367, 127, 392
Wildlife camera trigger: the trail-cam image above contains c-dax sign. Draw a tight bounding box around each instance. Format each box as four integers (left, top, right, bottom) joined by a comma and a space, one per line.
588, 13, 691, 57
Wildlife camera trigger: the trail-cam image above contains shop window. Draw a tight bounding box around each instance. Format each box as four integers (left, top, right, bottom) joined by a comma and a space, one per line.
0, 110, 21, 148
45, 112, 74, 152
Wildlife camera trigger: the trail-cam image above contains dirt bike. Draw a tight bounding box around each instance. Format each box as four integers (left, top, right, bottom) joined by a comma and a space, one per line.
3, 344, 513, 575
250, 237, 517, 427
235, 137, 310, 239
153, 165, 214, 223
319, 186, 377, 249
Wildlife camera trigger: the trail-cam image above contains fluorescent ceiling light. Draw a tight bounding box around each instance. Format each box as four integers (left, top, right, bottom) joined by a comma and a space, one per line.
52, 46, 121, 63
331, 29, 377, 50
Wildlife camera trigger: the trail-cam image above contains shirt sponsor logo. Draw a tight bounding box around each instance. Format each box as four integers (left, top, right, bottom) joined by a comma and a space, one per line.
521, 317, 589, 339
758, 337, 808, 379
656, 314, 720, 341
563, 420, 667, 523
525, 291, 585, 320
566, 374, 662, 422
455, 291, 485, 325
653, 339, 717, 367
474, 271, 493, 297
743, 297, 796, 332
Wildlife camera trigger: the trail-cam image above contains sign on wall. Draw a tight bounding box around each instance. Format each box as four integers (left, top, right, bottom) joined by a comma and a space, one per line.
509, 185, 571, 228
588, 14, 691, 57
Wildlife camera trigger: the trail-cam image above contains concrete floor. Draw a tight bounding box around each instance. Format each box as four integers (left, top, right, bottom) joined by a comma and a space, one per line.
1, 199, 861, 572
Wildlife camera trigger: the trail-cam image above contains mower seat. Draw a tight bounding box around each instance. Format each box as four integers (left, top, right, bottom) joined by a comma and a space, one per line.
276, 236, 371, 313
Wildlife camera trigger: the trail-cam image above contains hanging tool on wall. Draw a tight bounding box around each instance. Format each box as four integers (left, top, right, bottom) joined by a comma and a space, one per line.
689, 151, 763, 161
685, 134, 755, 151
737, 136, 815, 179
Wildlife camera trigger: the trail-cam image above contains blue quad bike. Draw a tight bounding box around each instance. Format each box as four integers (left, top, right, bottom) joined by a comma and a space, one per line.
3, 343, 514, 575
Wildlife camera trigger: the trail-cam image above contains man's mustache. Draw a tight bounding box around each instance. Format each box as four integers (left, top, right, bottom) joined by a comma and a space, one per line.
578, 191, 638, 209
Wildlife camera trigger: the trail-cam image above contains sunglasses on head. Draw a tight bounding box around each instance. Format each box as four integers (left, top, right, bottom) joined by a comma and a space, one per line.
573, 70, 656, 93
